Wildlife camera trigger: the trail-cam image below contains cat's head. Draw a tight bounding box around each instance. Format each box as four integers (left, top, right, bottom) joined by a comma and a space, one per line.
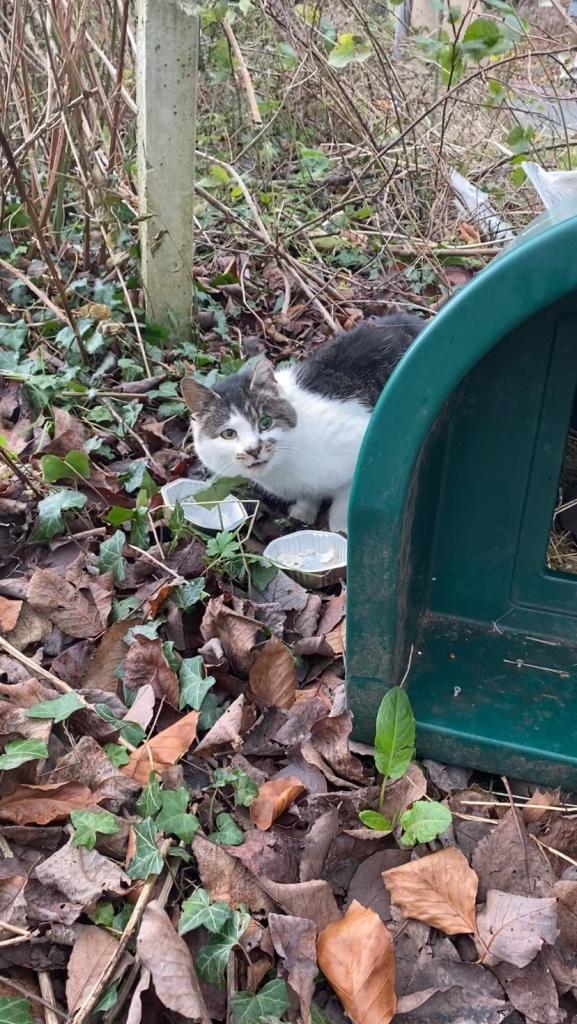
181, 359, 297, 479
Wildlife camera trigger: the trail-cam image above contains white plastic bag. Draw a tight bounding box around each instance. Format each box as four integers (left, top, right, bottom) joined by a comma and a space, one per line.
449, 169, 514, 241
522, 161, 577, 210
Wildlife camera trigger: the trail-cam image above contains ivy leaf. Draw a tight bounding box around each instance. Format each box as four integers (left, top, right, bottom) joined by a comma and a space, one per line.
0, 997, 33, 1024
358, 810, 393, 833
94, 985, 118, 1013
213, 767, 258, 807
209, 812, 244, 846
41, 451, 90, 482
249, 559, 278, 591
136, 774, 163, 817
231, 979, 291, 1024
400, 800, 452, 847
155, 787, 200, 843
196, 911, 250, 985
179, 656, 215, 711
127, 818, 163, 879
198, 692, 223, 732
172, 577, 207, 610
71, 809, 119, 850
374, 687, 415, 782
26, 692, 84, 723
328, 32, 372, 68
31, 488, 87, 542
94, 704, 145, 747
120, 459, 156, 497
89, 901, 115, 927
0, 738, 48, 770
179, 888, 232, 936
103, 743, 130, 767
98, 529, 127, 582
194, 476, 243, 507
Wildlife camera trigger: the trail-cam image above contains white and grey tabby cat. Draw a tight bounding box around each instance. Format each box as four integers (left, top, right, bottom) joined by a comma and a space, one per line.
181, 313, 423, 534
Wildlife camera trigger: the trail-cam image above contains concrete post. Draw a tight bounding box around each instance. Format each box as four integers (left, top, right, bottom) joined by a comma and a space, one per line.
136, 0, 199, 340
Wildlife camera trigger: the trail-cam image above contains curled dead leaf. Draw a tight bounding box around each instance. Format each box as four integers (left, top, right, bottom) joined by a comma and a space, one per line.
194, 694, 245, 758
249, 636, 296, 709
383, 847, 477, 935
121, 710, 198, 786
250, 776, 306, 830
317, 899, 396, 1024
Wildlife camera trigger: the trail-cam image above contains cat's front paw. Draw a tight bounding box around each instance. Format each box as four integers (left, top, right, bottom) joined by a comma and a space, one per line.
288, 498, 320, 525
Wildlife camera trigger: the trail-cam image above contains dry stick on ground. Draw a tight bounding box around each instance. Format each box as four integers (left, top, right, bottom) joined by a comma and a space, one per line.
0, 445, 45, 499
70, 839, 178, 1024
0, 258, 68, 323
222, 16, 262, 125
0, 636, 136, 752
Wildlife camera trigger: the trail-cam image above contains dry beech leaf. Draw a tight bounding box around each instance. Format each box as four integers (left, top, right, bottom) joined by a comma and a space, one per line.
0, 781, 95, 824
27, 569, 106, 639
383, 847, 477, 935
123, 684, 155, 731
84, 618, 138, 692
121, 709, 198, 785
40, 406, 86, 454
522, 788, 560, 824
192, 833, 275, 913
0, 863, 27, 937
317, 899, 396, 1024
250, 776, 306, 831
194, 694, 245, 757
249, 636, 296, 709
0, 595, 22, 632
137, 900, 210, 1022
123, 635, 179, 706
66, 924, 129, 1012
126, 968, 151, 1024
475, 890, 558, 967
472, 807, 554, 899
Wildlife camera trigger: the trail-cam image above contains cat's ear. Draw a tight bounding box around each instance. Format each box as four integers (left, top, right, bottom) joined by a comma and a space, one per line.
250, 358, 276, 390
181, 377, 220, 417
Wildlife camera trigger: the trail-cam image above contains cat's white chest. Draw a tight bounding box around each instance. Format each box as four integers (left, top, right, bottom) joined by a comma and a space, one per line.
259, 370, 372, 500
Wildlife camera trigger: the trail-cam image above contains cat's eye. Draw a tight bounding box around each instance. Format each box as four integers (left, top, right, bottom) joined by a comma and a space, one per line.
221, 428, 237, 440
258, 414, 273, 430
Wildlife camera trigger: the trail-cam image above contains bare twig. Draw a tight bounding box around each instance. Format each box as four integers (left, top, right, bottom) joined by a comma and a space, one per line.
223, 17, 262, 125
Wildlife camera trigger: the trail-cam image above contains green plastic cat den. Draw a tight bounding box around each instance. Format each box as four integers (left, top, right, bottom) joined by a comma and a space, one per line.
347, 213, 577, 786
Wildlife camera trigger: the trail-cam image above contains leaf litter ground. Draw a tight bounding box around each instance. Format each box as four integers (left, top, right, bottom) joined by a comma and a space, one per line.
1, 146, 576, 1024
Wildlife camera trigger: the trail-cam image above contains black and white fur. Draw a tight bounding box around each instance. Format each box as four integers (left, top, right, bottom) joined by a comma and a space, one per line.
181, 313, 423, 534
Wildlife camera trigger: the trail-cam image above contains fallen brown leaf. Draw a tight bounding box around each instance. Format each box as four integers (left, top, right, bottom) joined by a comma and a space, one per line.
475, 890, 558, 967
27, 568, 107, 639
201, 596, 263, 675
458, 221, 481, 244
250, 776, 306, 830
194, 694, 245, 757
0, 861, 27, 938
493, 952, 563, 1024
0, 594, 22, 632
258, 877, 341, 932
299, 808, 338, 882
123, 684, 155, 731
317, 899, 396, 1024
383, 848, 477, 935
522, 788, 560, 824
346, 849, 410, 924
123, 634, 179, 705
84, 618, 139, 692
66, 924, 129, 1013
39, 406, 86, 455
6, 602, 52, 651
310, 710, 364, 782
269, 913, 317, 1024
35, 843, 131, 906
121, 709, 198, 785
324, 620, 345, 656
380, 764, 428, 819
0, 781, 96, 824
137, 900, 210, 1022
249, 636, 296, 709
126, 968, 151, 1024
45, 736, 140, 808
192, 833, 275, 913
472, 808, 555, 899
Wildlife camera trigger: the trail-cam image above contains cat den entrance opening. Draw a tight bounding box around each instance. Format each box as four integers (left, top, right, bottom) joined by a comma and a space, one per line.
549, 401, 577, 575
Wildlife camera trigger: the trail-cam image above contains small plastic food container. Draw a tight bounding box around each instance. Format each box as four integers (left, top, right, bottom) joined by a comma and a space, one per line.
160, 478, 247, 533
263, 530, 347, 589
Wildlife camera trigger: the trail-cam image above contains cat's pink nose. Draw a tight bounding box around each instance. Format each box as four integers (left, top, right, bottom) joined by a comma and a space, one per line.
245, 444, 261, 458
